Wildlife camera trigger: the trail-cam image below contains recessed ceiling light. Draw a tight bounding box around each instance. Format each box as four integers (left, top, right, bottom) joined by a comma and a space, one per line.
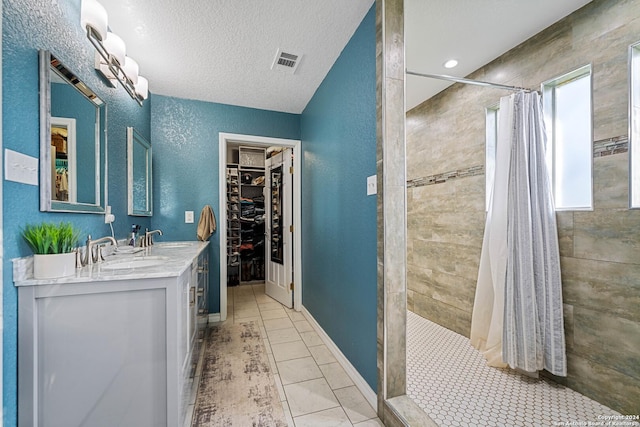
444, 59, 458, 69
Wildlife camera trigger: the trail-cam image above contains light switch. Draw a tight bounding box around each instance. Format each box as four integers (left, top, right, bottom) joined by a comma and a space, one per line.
367, 175, 377, 196
185, 211, 194, 223
5, 149, 38, 185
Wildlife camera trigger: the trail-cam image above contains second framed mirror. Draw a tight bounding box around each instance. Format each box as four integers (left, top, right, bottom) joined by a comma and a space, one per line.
127, 127, 152, 216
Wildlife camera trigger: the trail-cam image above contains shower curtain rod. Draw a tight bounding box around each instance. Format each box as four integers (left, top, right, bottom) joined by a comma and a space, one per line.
406, 70, 532, 92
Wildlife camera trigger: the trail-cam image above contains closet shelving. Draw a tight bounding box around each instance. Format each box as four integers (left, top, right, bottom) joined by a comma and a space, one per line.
226, 146, 266, 286
226, 166, 240, 286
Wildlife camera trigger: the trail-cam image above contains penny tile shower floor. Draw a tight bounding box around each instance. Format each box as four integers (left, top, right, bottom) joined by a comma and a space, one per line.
406, 310, 635, 427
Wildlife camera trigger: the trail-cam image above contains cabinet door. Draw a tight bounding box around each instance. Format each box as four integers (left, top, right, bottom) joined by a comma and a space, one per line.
34, 289, 167, 427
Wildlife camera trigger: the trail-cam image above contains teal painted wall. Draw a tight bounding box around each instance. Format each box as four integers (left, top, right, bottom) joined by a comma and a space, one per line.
300, 5, 377, 390
3, 0, 151, 424
150, 95, 300, 312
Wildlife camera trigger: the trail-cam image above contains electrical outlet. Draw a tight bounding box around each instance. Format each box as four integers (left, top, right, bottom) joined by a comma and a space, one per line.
367, 175, 377, 196
185, 211, 194, 223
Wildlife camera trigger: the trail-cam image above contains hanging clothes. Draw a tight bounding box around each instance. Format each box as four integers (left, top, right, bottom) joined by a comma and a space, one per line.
471, 91, 567, 377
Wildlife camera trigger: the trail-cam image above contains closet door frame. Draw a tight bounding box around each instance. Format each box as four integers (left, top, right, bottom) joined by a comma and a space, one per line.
218, 133, 301, 321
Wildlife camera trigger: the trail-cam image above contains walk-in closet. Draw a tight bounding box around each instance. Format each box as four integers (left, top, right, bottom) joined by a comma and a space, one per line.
226, 144, 291, 288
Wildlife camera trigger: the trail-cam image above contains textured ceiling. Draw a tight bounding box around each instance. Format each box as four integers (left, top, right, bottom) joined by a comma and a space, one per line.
102, 0, 374, 114
405, 0, 592, 110
103, 0, 592, 114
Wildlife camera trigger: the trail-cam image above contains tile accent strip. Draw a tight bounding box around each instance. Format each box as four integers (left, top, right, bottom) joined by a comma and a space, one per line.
408, 135, 629, 189
407, 165, 484, 188
593, 135, 628, 158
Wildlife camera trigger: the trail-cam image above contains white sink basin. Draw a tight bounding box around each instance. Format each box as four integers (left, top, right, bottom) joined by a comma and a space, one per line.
101, 256, 170, 271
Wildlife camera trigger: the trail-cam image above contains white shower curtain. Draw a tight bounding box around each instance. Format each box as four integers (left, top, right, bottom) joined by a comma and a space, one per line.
470, 91, 567, 377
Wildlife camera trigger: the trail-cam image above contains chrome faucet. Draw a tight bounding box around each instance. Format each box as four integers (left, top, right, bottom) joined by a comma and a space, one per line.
142, 229, 163, 247
82, 235, 117, 266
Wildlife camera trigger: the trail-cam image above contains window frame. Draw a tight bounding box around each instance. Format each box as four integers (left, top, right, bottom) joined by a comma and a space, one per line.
485, 104, 499, 211
541, 64, 594, 211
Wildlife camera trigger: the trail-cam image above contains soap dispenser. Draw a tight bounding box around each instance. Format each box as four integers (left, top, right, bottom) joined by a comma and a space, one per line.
129, 224, 141, 246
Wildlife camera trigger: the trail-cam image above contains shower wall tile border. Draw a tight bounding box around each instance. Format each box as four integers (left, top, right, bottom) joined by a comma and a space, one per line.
593, 135, 628, 158
407, 165, 484, 188
407, 135, 628, 189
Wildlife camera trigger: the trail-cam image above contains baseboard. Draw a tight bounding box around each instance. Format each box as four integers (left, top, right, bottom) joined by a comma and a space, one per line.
208, 313, 221, 323
301, 305, 377, 410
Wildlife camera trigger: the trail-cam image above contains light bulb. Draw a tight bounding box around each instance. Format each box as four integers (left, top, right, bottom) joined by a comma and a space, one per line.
135, 76, 149, 100
103, 32, 126, 66
80, 0, 108, 41
444, 59, 458, 69
122, 57, 139, 85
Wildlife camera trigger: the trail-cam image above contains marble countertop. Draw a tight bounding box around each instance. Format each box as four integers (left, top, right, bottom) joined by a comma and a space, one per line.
14, 241, 209, 287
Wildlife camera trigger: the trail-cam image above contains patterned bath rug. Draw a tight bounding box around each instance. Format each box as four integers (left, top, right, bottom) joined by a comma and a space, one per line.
191, 321, 287, 427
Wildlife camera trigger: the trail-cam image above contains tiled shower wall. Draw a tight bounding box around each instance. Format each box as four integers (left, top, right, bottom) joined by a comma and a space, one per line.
405, 0, 640, 415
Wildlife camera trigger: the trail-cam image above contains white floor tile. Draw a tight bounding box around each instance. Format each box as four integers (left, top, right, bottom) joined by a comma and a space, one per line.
287, 311, 306, 322
259, 301, 285, 312
294, 320, 314, 333
281, 400, 296, 427
273, 373, 287, 402
277, 356, 323, 385
319, 362, 353, 390
334, 386, 377, 424
272, 340, 311, 362
261, 308, 289, 320
284, 378, 340, 417
293, 406, 352, 427
267, 327, 302, 344
300, 330, 324, 347
264, 317, 295, 331
268, 353, 278, 374
308, 345, 337, 365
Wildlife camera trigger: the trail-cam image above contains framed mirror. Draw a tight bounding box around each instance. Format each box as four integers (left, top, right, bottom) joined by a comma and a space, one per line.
127, 127, 152, 216
39, 50, 107, 213
630, 41, 640, 208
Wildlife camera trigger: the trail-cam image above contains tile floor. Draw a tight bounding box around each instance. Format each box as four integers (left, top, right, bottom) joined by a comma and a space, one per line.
406, 310, 636, 427
194, 283, 383, 427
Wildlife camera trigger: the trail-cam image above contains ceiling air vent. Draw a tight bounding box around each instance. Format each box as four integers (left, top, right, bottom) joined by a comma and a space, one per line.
271, 48, 302, 74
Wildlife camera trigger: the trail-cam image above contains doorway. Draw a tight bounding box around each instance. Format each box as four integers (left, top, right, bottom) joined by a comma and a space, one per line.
218, 133, 302, 321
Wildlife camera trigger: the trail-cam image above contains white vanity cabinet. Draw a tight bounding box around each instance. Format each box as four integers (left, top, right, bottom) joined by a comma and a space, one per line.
15, 242, 209, 427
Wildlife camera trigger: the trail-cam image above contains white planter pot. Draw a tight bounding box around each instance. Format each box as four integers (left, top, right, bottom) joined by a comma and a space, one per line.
33, 253, 77, 279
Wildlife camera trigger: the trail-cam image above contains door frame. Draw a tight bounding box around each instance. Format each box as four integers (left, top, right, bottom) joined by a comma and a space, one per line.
218, 133, 302, 321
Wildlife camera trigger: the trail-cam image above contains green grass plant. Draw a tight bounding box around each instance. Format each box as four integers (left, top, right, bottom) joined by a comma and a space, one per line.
22, 222, 81, 255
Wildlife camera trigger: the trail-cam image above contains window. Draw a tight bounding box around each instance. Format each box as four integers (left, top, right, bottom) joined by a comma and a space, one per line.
485, 105, 499, 210
630, 41, 640, 208
542, 65, 593, 210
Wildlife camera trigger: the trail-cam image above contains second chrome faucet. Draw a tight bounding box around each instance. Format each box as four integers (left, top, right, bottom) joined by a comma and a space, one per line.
142, 229, 163, 247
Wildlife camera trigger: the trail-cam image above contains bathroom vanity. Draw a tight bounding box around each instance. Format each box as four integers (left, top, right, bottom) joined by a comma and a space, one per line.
14, 241, 209, 427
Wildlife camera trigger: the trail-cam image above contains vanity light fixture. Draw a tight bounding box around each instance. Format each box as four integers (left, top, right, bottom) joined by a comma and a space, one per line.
135, 76, 149, 100
80, 0, 148, 106
444, 59, 459, 69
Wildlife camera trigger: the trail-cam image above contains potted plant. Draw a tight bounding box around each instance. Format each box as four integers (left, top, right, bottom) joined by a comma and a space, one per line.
22, 221, 81, 279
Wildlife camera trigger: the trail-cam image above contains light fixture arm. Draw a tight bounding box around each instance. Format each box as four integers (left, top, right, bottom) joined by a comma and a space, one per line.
86, 27, 143, 106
